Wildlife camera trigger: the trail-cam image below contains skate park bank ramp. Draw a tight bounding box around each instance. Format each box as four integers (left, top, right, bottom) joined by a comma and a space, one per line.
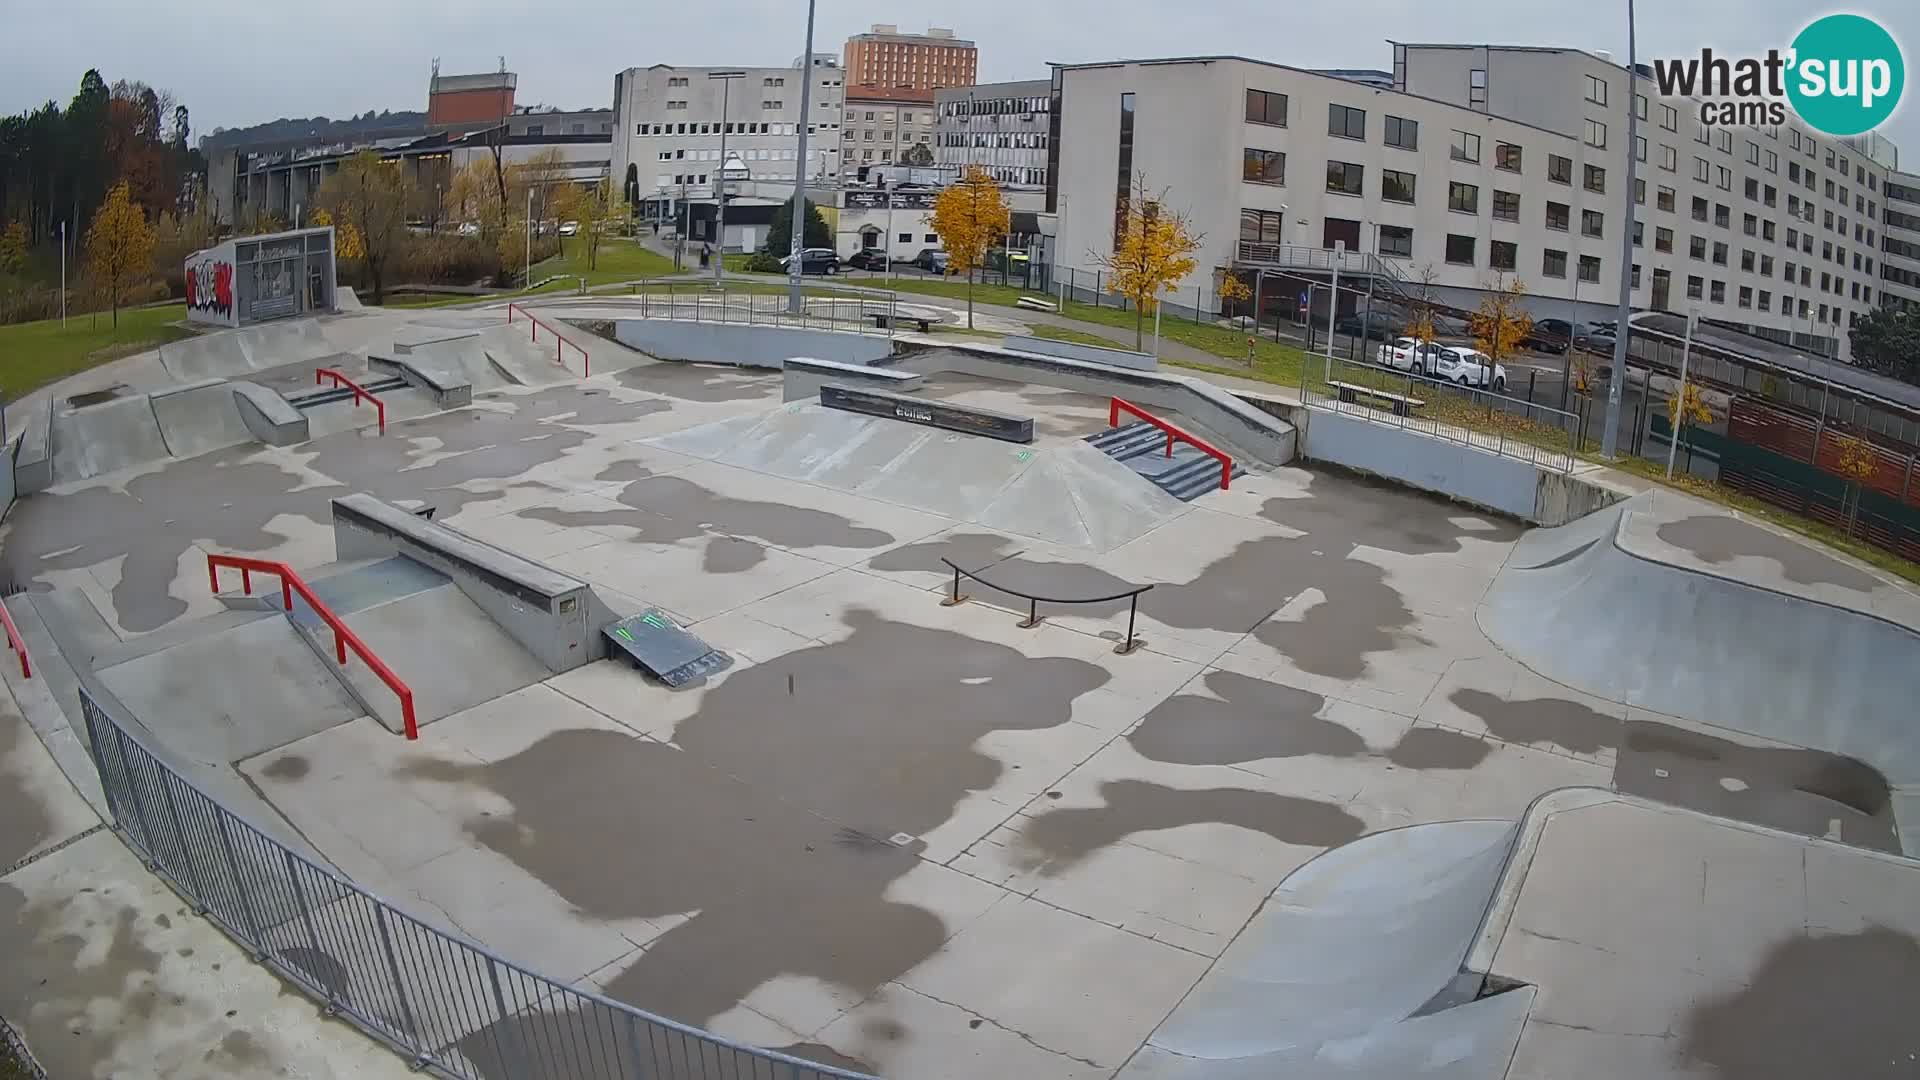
1479, 493, 1920, 849
44, 377, 313, 484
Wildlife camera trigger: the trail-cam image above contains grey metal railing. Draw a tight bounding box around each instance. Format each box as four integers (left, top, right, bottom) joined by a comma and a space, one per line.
0, 1011, 49, 1080
622, 282, 896, 338
1302, 352, 1581, 473
75, 683, 873, 1080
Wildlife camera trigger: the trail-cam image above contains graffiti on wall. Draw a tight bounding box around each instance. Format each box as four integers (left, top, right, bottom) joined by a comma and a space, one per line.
185, 258, 234, 320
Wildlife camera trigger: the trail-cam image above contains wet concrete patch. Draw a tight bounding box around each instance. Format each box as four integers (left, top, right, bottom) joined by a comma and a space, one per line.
1656, 514, 1879, 592
1681, 925, 1920, 1078
1127, 670, 1355, 765
0, 716, 54, 870
593, 460, 653, 484
0, 883, 166, 1080
1018, 779, 1367, 874
1386, 726, 1493, 770
1261, 472, 1522, 556
260, 754, 310, 781
614, 474, 898, 553
866, 531, 1025, 576
1450, 689, 1620, 756
612, 363, 779, 402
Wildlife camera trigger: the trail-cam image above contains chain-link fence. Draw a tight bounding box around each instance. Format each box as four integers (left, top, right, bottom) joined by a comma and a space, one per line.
76, 681, 872, 1080
618, 283, 900, 337
0, 1011, 48, 1080
1302, 353, 1581, 473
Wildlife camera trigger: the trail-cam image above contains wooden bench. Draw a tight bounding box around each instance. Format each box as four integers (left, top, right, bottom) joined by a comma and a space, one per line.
1327, 380, 1426, 417
1015, 296, 1059, 312
865, 311, 935, 333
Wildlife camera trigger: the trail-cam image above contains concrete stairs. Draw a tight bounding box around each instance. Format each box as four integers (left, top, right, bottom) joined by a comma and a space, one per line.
1085, 421, 1246, 502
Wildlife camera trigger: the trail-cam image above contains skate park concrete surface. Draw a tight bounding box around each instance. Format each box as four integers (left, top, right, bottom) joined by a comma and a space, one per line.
5, 307, 1920, 1079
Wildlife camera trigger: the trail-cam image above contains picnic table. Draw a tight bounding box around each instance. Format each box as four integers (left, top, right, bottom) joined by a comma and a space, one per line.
1327, 379, 1427, 417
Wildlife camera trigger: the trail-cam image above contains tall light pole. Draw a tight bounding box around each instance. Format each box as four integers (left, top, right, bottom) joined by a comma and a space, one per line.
710, 71, 745, 285
787, 0, 818, 314
1601, 0, 1642, 458
525, 187, 532, 288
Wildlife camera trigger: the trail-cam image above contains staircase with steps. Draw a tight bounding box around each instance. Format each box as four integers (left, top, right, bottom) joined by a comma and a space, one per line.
1085, 421, 1246, 502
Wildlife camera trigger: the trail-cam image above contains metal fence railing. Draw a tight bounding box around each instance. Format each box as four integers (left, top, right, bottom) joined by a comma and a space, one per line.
619, 283, 897, 338
1301, 353, 1582, 473
1, 1010, 49, 1080
75, 682, 872, 1080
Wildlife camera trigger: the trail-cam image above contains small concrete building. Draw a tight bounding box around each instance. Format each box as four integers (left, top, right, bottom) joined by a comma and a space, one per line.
184, 226, 336, 328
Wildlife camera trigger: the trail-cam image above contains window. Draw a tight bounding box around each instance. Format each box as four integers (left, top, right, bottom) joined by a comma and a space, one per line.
1657, 186, 1676, 212
1636, 136, 1647, 163
1546, 201, 1570, 231
1789, 195, 1801, 215
1328, 103, 1367, 140
1548, 154, 1572, 184
1715, 204, 1730, 228
1584, 164, 1606, 193
1766, 150, 1779, 172
1690, 235, 1707, 260
1635, 178, 1647, 205
1583, 209, 1604, 238
1451, 130, 1481, 163
1692, 196, 1709, 222
1384, 115, 1418, 150
1378, 224, 1414, 257
1711, 280, 1727, 303
1632, 263, 1642, 288
1492, 190, 1520, 221
1758, 290, 1771, 311
1697, 123, 1712, 145
1746, 141, 1761, 165
1744, 213, 1758, 236
1543, 249, 1568, 277
1761, 254, 1774, 275
1656, 227, 1674, 252
1239, 208, 1286, 244
1446, 234, 1476, 265
1584, 119, 1607, 148
1381, 168, 1416, 203
1495, 142, 1522, 172
1491, 240, 1518, 270
1584, 73, 1608, 104
1243, 148, 1286, 186
1790, 161, 1801, 182
1764, 184, 1777, 207
1326, 160, 1364, 196
1579, 255, 1602, 283
1469, 68, 1488, 107
1744, 177, 1760, 201
1825, 179, 1835, 199
925, 233, 939, 243
1636, 94, 1648, 120
898, 232, 912, 243
1712, 241, 1728, 266
1633, 220, 1644, 246
1245, 88, 1288, 126
1448, 181, 1479, 214
1694, 156, 1711, 182
1660, 145, 1678, 172
1687, 274, 1704, 299
1716, 129, 1732, 153
1659, 103, 1678, 130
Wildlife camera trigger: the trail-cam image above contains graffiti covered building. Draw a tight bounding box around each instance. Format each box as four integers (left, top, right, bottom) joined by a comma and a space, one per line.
185, 226, 337, 328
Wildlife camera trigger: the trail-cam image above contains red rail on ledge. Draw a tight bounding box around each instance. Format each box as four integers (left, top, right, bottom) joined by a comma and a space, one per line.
314, 368, 387, 434
0, 598, 32, 678
207, 555, 419, 739
506, 302, 591, 377
1108, 397, 1234, 492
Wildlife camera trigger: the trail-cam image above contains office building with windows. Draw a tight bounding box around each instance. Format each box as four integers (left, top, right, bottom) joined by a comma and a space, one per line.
1880, 170, 1920, 314
840, 86, 937, 183
1050, 44, 1896, 362
609, 60, 846, 237
935, 79, 1053, 191
842, 25, 976, 92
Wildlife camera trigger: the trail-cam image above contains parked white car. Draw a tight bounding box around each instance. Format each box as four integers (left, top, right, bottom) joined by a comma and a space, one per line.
1430, 345, 1508, 392
1376, 336, 1449, 375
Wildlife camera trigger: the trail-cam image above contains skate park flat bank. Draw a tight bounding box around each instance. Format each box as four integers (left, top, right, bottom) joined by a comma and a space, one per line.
3, 298, 1919, 1080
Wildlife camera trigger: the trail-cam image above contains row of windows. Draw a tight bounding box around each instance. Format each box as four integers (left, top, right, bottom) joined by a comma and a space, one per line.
937, 132, 1048, 149
637, 121, 803, 136
940, 96, 1050, 117
659, 147, 799, 162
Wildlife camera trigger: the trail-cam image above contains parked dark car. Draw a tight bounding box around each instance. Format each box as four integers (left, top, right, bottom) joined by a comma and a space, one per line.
781, 248, 842, 275
1524, 318, 1577, 353
1333, 311, 1404, 341
914, 248, 951, 273
845, 248, 889, 271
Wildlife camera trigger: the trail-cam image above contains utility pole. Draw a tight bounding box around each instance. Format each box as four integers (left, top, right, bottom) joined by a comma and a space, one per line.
60, 221, 67, 327
1601, 0, 1642, 458
787, 0, 818, 314
710, 71, 745, 286
525, 187, 532, 288
1666, 306, 1697, 479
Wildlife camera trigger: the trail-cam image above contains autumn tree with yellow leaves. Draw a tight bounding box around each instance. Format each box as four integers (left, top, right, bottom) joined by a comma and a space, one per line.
84, 180, 155, 326
1831, 433, 1881, 536
1665, 381, 1714, 476
1093, 173, 1201, 350
1470, 272, 1534, 368
930, 166, 1012, 329
316, 151, 413, 304
1216, 267, 1252, 318
553, 180, 617, 271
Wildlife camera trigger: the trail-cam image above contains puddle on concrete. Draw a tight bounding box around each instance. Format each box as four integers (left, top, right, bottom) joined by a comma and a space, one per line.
259, 754, 309, 781
1127, 670, 1355, 765
0, 715, 54, 870
593, 460, 652, 484
1681, 925, 1920, 1079
67, 387, 126, 408
1450, 689, 1620, 756
617, 474, 898, 552
1018, 779, 1366, 874
1386, 726, 1493, 770
1656, 515, 1879, 592
867, 531, 1026, 577
1260, 472, 1523, 557
0, 884, 165, 1080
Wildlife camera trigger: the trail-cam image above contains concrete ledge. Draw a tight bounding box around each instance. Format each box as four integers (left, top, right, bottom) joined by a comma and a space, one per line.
370, 354, 474, 408
898, 343, 1297, 467
1002, 334, 1156, 371
14, 395, 53, 495
231, 381, 309, 446
393, 330, 479, 355
330, 493, 597, 673
783, 356, 923, 402
612, 319, 892, 370
821, 383, 1033, 443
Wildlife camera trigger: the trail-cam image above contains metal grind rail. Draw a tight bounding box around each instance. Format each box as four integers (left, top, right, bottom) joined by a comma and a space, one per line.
506, 302, 591, 377
314, 368, 388, 434
206, 554, 419, 739
940, 557, 1155, 654
1108, 397, 1235, 492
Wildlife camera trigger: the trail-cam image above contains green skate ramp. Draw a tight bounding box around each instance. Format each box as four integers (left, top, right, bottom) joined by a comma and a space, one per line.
1121, 820, 1531, 1079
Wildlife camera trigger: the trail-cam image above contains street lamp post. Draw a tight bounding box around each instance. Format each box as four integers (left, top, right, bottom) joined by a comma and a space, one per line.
787, 0, 818, 314
710, 70, 746, 286
1601, 0, 1643, 458
1666, 305, 1698, 479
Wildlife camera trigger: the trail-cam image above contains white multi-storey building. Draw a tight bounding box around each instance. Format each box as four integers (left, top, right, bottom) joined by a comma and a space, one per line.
1881, 170, 1920, 313
610, 59, 846, 238
1050, 44, 1897, 362
935, 79, 1053, 191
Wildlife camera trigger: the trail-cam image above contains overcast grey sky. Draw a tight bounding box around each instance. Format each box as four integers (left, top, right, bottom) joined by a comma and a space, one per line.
1, 0, 1914, 158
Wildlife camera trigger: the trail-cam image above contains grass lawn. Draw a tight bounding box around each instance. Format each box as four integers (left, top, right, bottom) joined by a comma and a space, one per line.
0, 304, 194, 398
531, 236, 679, 287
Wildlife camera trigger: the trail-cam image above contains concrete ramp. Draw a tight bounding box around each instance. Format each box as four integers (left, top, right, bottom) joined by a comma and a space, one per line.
1121, 820, 1526, 1079
150, 378, 254, 459
159, 330, 253, 382
50, 393, 171, 483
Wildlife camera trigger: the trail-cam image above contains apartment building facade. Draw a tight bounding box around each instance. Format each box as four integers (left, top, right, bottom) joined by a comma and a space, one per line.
1881, 170, 1920, 313
840, 86, 936, 183
609, 60, 846, 224
935, 79, 1053, 191
842, 25, 976, 92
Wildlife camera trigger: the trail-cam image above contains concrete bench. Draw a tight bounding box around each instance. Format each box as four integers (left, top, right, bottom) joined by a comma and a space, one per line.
865, 311, 934, 333
1015, 296, 1059, 313
1327, 380, 1426, 417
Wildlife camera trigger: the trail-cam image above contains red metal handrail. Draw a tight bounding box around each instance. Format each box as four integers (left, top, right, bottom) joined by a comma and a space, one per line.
207, 554, 419, 739
1108, 397, 1234, 492
506, 302, 591, 377
315, 368, 387, 434
0, 598, 32, 679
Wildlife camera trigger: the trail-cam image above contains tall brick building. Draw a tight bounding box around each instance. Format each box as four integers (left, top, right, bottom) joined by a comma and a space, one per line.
427, 70, 517, 132
841, 25, 976, 92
